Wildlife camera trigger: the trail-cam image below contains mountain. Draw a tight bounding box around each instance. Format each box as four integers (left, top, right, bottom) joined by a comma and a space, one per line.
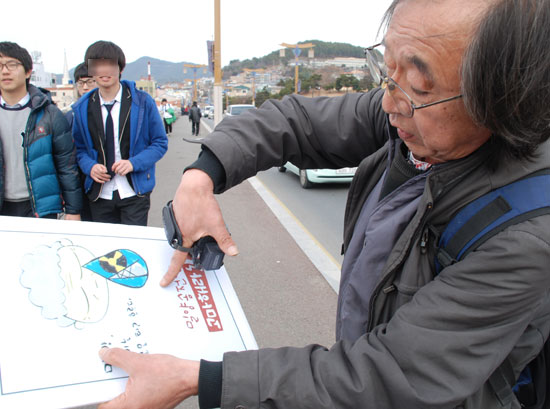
121, 57, 212, 83
57, 57, 211, 85
56, 40, 364, 84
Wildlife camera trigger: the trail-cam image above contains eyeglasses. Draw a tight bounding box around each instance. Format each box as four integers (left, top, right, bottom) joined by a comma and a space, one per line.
76, 79, 96, 87
365, 43, 462, 118
0, 61, 23, 72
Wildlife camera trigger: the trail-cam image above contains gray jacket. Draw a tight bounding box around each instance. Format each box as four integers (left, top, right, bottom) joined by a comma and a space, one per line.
189, 105, 202, 123
203, 88, 550, 409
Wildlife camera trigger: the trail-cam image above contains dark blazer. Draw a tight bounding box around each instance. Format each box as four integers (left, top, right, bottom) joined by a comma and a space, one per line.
85, 85, 132, 199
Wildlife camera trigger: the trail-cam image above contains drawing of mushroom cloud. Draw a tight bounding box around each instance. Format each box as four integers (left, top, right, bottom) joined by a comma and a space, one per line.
20, 239, 149, 328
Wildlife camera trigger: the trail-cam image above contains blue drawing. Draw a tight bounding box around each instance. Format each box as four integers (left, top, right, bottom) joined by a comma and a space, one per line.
20, 240, 148, 329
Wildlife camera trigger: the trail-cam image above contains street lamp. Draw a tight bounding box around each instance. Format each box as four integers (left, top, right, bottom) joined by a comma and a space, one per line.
243, 68, 265, 106
213, 0, 223, 125
280, 42, 315, 94
184, 63, 207, 102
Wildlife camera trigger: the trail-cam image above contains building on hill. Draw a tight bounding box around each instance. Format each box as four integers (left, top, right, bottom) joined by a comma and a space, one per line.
227, 85, 251, 97
310, 57, 366, 69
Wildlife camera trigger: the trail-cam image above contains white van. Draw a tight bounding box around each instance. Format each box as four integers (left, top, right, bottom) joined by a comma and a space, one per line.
204, 106, 214, 118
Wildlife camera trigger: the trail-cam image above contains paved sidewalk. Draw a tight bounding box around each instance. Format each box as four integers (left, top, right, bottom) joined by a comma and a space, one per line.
78, 117, 338, 408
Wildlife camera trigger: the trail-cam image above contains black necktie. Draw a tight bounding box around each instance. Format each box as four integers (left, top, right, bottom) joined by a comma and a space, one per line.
104, 103, 115, 177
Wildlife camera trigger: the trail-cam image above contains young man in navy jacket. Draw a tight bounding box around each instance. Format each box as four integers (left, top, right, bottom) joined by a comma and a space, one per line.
72, 41, 168, 225
0, 41, 82, 219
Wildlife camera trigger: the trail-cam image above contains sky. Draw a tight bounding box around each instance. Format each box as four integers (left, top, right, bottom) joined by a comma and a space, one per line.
3, 0, 394, 75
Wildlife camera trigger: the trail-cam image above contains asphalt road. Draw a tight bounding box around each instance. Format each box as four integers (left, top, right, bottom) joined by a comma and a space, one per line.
256, 168, 349, 265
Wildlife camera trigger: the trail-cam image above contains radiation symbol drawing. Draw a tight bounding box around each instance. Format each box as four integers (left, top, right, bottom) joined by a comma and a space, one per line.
85, 249, 149, 288
20, 240, 149, 328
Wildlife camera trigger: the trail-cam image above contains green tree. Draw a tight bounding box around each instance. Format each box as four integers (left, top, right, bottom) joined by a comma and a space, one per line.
359, 75, 376, 91
335, 74, 360, 92
301, 73, 322, 93
254, 87, 272, 107
276, 78, 295, 98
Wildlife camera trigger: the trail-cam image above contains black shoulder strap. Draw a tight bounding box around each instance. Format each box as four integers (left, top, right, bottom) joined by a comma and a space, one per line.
436, 170, 550, 274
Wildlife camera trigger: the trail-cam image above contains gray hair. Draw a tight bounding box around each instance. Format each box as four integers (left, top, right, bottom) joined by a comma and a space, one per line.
462, 0, 550, 162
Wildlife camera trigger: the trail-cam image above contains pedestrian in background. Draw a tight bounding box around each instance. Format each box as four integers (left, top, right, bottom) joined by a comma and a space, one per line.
159, 98, 175, 135
189, 100, 201, 136
65, 63, 96, 129
72, 41, 167, 226
65, 62, 96, 221
0, 42, 82, 220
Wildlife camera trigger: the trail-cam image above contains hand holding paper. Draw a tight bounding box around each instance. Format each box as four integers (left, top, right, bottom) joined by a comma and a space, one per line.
98, 348, 199, 409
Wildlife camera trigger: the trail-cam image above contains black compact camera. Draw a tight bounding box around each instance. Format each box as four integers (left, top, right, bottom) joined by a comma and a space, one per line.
162, 200, 225, 270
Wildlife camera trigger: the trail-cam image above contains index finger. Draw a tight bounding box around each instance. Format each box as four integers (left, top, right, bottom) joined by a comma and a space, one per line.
160, 249, 188, 287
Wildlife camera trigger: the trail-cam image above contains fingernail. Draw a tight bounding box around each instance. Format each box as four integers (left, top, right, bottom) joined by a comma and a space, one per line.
228, 245, 239, 256
160, 277, 168, 287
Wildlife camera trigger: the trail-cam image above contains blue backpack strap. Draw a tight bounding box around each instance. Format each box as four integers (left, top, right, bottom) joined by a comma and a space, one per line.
436, 170, 550, 274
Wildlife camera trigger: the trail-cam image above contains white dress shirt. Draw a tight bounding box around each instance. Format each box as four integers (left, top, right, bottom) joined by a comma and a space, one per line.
98, 85, 136, 200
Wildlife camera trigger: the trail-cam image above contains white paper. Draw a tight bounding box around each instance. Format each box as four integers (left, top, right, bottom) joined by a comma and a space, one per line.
0, 216, 257, 409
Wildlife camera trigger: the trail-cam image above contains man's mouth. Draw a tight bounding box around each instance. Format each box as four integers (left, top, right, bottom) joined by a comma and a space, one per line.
396, 127, 415, 141
390, 119, 415, 141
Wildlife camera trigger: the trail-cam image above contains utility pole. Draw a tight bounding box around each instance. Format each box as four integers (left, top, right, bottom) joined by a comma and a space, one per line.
184, 63, 207, 102
213, 0, 223, 126
280, 42, 315, 94
243, 68, 265, 106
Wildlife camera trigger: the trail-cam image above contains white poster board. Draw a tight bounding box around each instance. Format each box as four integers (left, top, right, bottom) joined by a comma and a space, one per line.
0, 216, 257, 409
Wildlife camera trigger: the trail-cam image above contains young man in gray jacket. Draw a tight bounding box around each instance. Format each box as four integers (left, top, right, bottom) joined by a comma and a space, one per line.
98, 0, 550, 408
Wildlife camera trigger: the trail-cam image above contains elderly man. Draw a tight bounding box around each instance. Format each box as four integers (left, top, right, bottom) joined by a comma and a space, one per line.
99, 0, 550, 408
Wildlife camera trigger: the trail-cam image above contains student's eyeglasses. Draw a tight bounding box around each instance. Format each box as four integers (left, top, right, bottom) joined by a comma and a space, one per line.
76, 79, 96, 87
0, 61, 23, 72
364, 43, 463, 118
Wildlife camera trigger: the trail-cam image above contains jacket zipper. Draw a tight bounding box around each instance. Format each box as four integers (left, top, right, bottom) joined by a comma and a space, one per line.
366, 201, 433, 332
92, 129, 107, 202
120, 104, 131, 144
22, 130, 38, 216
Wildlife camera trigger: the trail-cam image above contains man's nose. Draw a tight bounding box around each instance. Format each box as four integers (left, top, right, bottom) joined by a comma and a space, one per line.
381, 87, 398, 115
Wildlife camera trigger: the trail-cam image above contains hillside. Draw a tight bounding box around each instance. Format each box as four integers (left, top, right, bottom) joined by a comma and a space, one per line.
222, 39, 365, 77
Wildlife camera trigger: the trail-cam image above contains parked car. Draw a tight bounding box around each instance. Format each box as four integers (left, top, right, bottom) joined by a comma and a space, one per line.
278, 162, 357, 189
204, 105, 214, 118
225, 104, 256, 116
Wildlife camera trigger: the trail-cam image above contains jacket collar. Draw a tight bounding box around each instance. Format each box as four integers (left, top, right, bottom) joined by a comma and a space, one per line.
27, 84, 49, 111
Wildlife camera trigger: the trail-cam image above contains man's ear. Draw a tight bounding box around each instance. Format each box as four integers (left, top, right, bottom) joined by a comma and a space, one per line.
25, 70, 32, 80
